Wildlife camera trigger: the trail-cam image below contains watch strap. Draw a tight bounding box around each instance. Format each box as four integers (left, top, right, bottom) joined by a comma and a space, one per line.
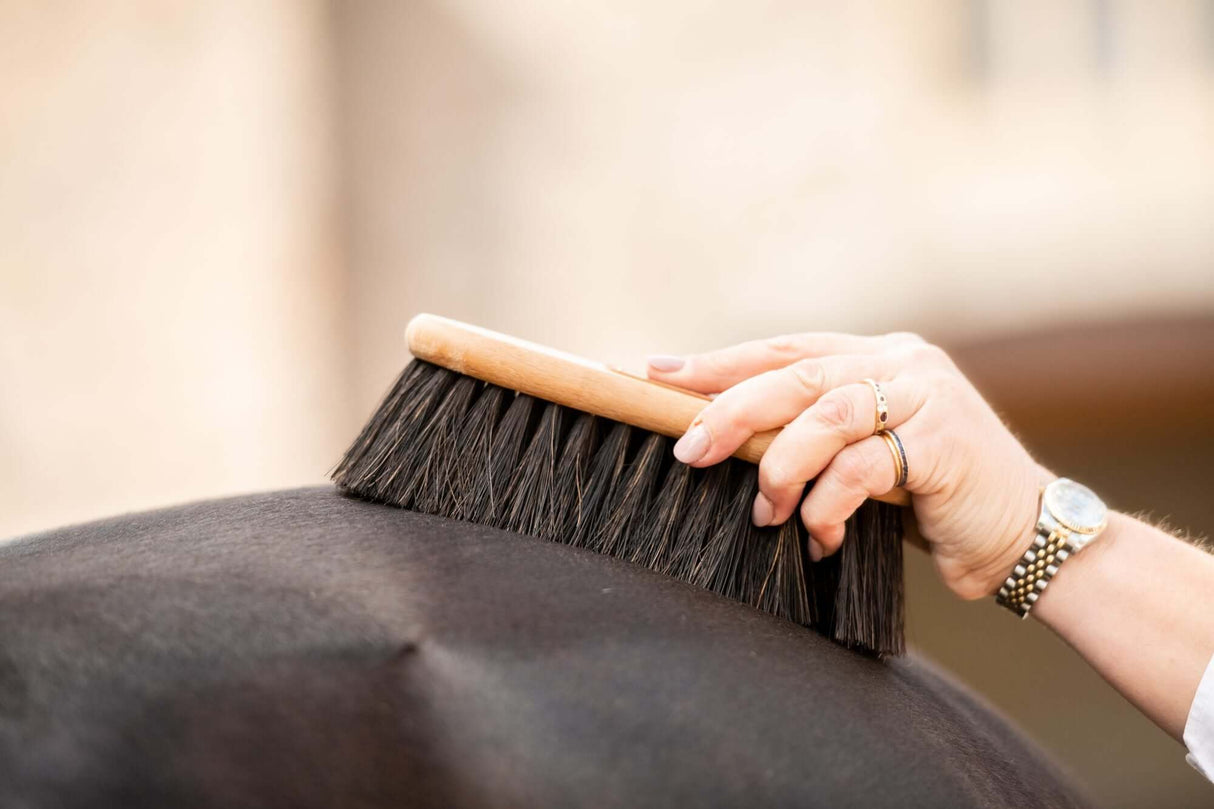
995, 526, 1075, 618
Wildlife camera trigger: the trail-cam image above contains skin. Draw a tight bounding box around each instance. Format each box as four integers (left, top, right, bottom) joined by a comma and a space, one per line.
648, 332, 1214, 742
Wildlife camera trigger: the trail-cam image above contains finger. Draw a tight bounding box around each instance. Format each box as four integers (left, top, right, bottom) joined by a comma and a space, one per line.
647, 332, 886, 394
673, 355, 896, 467
799, 422, 923, 559
750, 378, 924, 526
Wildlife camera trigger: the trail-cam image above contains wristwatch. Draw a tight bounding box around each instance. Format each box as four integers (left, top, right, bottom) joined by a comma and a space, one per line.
996, 477, 1108, 618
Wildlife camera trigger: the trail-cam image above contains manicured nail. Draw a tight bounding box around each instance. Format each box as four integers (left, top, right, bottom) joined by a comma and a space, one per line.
808, 539, 824, 562
752, 493, 774, 526
648, 354, 685, 373
673, 424, 710, 464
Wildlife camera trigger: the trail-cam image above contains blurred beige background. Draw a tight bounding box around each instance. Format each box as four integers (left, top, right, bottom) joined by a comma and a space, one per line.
3, 1, 1213, 806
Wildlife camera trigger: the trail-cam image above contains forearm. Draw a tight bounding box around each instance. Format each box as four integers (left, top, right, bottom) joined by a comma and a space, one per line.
1032, 511, 1214, 740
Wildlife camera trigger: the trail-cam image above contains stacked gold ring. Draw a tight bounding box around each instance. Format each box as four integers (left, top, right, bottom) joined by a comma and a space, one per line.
880, 429, 908, 488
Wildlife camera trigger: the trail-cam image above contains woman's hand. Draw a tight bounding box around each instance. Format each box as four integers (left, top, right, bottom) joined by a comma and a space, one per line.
647, 332, 1046, 600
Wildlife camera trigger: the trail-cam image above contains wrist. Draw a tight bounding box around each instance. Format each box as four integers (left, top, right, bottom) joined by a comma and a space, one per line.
993, 476, 1110, 616
1030, 510, 1126, 625
976, 472, 1046, 598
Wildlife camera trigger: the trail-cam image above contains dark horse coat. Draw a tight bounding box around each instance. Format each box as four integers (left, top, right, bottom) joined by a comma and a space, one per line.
0, 488, 1092, 808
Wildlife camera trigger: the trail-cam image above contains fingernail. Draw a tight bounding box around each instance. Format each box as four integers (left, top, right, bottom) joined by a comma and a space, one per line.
673, 424, 710, 464
648, 354, 685, 373
808, 539, 824, 562
752, 493, 774, 526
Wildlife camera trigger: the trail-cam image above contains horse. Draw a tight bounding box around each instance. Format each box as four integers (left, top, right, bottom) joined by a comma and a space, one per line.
0, 487, 1092, 808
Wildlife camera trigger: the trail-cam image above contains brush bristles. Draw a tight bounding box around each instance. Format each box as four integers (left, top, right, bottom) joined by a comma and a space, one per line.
333, 360, 905, 656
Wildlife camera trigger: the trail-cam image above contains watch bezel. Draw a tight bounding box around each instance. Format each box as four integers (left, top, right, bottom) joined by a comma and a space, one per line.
1043, 478, 1108, 536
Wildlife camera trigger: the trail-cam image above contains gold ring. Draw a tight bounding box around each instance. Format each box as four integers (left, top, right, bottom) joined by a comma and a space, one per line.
880, 429, 908, 488
863, 378, 889, 436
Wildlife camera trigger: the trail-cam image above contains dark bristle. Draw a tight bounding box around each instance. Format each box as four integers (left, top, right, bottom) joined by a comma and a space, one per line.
630, 459, 696, 569
568, 422, 632, 549
660, 463, 730, 582
413, 375, 480, 515
834, 501, 905, 655
468, 393, 539, 527
331, 362, 425, 486
691, 462, 755, 601
377, 365, 459, 507
802, 526, 841, 634
550, 412, 598, 541
450, 385, 511, 520
332, 359, 907, 656
589, 432, 669, 559
501, 404, 569, 539
334, 362, 458, 507
752, 521, 812, 627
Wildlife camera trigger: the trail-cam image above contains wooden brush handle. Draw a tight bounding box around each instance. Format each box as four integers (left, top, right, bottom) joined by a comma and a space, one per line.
406, 313, 912, 507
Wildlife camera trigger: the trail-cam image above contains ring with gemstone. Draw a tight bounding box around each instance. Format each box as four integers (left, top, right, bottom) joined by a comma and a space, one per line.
863, 378, 889, 436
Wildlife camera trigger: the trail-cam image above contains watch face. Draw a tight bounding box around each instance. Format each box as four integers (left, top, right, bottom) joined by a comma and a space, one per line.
1044, 478, 1108, 535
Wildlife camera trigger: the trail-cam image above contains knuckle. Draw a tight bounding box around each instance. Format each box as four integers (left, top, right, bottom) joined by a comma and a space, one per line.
831, 451, 873, 490
799, 504, 832, 539
787, 358, 826, 394
701, 352, 738, 377
818, 533, 845, 554
698, 392, 731, 422
936, 371, 968, 398
707, 386, 756, 431
759, 459, 797, 493
911, 342, 950, 366
891, 342, 953, 374
763, 334, 805, 357
885, 330, 926, 346
813, 390, 854, 431
922, 369, 970, 404
695, 404, 736, 442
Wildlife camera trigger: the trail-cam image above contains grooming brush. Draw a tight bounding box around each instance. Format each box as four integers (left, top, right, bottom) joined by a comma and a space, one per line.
333, 314, 911, 655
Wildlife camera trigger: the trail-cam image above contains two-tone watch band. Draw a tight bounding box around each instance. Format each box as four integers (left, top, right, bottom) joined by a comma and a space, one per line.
995, 526, 1075, 618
